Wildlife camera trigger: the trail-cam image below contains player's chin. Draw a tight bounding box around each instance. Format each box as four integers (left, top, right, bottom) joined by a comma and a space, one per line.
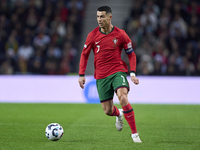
98, 24, 103, 27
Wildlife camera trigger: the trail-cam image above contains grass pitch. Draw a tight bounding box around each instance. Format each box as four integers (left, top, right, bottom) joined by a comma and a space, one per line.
0, 103, 200, 150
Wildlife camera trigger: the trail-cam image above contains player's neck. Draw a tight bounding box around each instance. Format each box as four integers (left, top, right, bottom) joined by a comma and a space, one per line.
101, 24, 113, 34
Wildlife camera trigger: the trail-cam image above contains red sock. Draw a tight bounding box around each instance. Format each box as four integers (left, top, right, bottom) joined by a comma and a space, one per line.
122, 103, 137, 134
110, 105, 120, 116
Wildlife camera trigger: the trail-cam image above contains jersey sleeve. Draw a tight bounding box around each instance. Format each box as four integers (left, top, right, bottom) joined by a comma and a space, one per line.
79, 32, 94, 76
122, 30, 137, 73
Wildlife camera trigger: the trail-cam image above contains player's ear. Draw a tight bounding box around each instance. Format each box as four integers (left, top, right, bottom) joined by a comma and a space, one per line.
108, 14, 112, 20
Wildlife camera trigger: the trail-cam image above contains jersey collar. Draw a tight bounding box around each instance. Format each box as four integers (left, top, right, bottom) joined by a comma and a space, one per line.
99, 26, 114, 35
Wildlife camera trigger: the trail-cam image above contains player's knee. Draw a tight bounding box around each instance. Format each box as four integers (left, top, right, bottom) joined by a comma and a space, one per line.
118, 94, 128, 105
117, 88, 128, 105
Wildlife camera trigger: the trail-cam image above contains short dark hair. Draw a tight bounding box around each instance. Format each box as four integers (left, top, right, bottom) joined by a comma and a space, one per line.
97, 6, 112, 14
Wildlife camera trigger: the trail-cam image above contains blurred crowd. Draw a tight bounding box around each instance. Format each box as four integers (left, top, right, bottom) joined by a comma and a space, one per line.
1, 0, 200, 76
0, 0, 85, 75
124, 0, 200, 76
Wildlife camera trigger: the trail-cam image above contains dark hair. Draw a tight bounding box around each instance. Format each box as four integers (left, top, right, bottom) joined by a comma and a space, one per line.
97, 6, 112, 14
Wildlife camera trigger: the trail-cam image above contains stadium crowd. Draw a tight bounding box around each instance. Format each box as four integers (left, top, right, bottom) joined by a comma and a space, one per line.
124, 0, 200, 76
0, 0, 200, 76
0, 0, 85, 75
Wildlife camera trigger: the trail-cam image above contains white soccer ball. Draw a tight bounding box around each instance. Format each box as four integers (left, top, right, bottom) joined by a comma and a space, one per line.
45, 123, 64, 141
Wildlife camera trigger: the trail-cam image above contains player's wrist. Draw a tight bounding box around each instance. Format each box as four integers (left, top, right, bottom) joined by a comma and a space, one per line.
79, 74, 85, 77
130, 72, 136, 77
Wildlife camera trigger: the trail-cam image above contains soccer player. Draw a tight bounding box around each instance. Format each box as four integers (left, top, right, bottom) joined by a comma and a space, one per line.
78, 6, 142, 143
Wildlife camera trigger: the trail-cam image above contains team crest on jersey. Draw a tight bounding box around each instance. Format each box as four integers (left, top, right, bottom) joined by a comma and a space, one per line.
112, 38, 118, 47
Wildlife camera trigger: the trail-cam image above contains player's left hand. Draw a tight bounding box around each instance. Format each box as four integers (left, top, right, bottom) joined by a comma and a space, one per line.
78, 76, 86, 89
131, 76, 139, 85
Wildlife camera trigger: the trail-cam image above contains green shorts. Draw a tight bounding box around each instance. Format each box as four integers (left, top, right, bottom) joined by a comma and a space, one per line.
96, 72, 129, 102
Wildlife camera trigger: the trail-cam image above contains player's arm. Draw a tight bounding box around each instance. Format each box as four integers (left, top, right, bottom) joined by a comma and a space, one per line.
126, 51, 138, 85
78, 33, 94, 88
123, 31, 139, 85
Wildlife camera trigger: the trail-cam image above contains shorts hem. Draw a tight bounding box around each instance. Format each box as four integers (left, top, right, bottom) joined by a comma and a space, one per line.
100, 97, 113, 103
114, 86, 129, 93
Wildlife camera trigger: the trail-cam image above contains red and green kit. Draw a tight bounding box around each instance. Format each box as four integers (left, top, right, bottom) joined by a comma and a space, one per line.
79, 26, 136, 79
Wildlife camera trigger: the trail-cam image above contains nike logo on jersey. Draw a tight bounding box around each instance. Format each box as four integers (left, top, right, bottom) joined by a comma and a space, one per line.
95, 41, 101, 45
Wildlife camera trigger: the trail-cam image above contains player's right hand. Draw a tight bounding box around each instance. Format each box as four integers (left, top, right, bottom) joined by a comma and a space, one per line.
78, 77, 86, 89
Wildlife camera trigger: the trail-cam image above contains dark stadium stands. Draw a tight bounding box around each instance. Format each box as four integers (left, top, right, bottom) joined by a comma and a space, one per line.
0, 0, 86, 75
0, 0, 200, 76
124, 0, 200, 76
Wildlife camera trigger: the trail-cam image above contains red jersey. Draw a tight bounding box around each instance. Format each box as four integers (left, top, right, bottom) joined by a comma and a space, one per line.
79, 26, 136, 79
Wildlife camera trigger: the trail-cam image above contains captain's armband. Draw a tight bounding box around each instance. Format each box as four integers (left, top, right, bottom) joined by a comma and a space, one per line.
125, 48, 133, 54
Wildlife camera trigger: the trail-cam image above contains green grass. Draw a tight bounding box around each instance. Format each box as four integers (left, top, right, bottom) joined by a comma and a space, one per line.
0, 104, 200, 150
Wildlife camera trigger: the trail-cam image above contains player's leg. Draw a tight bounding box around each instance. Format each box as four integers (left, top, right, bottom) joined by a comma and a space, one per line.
101, 99, 119, 116
101, 99, 113, 115
113, 72, 142, 142
116, 87, 137, 133
117, 87, 142, 142
96, 76, 121, 117
100, 99, 123, 131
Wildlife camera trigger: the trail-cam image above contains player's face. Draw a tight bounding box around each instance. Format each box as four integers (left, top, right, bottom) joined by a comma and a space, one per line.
97, 11, 111, 28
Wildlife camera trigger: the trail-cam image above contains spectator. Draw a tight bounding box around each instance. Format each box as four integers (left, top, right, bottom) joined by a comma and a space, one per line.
195, 58, 200, 76
46, 44, 62, 59
67, 0, 84, 11
43, 58, 58, 75
17, 38, 34, 61
25, 8, 39, 30
169, 13, 187, 38
0, 59, 14, 74
140, 6, 158, 33
15, 56, 27, 74
151, 60, 162, 75
62, 41, 78, 72
28, 49, 44, 74
187, 0, 200, 15
33, 31, 50, 52
5, 33, 19, 57
125, 0, 200, 76
0, 0, 86, 75
137, 54, 154, 75
179, 56, 195, 76
165, 54, 180, 75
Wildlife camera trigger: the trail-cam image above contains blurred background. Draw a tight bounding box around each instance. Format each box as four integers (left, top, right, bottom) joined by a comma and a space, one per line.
0, 0, 200, 76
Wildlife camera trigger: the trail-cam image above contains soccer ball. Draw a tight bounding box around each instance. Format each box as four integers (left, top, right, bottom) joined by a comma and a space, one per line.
45, 123, 64, 141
